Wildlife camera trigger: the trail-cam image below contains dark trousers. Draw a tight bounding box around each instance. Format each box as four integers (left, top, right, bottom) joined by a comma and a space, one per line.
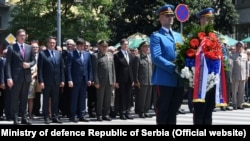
33, 92, 42, 115
155, 85, 184, 125
4, 88, 11, 119
118, 82, 132, 116
42, 84, 60, 119
87, 85, 96, 115
151, 85, 157, 111
0, 89, 4, 116
59, 85, 71, 117
9, 81, 30, 119
114, 88, 120, 115
193, 86, 215, 125
186, 87, 194, 112
70, 79, 87, 118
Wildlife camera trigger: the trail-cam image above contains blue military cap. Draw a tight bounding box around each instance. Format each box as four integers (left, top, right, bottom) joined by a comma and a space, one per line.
196, 7, 215, 18
156, 4, 175, 16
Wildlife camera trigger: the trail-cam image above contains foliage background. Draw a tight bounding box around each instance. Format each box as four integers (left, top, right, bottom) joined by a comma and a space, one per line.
7, 0, 239, 46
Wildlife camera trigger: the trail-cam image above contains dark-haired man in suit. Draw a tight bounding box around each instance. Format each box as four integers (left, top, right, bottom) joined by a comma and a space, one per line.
6, 29, 35, 125
114, 38, 135, 120
38, 36, 65, 124
66, 38, 92, 122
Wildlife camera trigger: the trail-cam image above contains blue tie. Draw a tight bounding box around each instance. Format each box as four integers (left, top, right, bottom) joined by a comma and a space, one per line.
80, 52, 84, 63
51, 51, 56, 64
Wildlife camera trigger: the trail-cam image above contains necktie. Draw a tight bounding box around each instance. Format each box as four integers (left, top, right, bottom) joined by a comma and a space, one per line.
21, 45, 25, 59
125, 52, 129, 64
80, 52, 84, 63
169, 30, 174, 39
51, 50, 56, 64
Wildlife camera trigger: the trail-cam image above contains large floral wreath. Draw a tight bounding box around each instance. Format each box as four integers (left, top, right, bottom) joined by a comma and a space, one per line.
175, 24, 223, 91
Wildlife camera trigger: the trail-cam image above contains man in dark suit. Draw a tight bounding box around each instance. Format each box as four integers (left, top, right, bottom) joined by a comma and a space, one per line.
0, 55, 6, 120
85, 41, 97, 118
37, 36, 65, 124
59, 39, 75, 118
92, 40, 116, 121
6, 29, 35, 125
134, 41, 153, 118
114, 38, 135, 120
66, 38, 92, 122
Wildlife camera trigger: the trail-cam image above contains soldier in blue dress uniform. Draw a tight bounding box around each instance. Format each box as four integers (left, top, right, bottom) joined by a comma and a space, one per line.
150, 4, 184, 125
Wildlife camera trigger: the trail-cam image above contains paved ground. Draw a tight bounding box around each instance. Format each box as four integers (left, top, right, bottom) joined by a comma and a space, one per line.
0, 104, 249, 125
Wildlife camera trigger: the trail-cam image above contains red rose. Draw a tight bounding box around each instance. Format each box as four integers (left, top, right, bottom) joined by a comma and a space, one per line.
190, 38, 200, 48
208, 32, 217, 41
186, 48, 196, 57
204, 39, 214, 50
198, 32, 206, 40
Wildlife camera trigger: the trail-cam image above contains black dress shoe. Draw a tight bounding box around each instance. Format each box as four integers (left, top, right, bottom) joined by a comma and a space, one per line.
34, 112, 43, 116
44, 118, 50, 124
79, 117, 89, 122
89, 113, 96, 118
225, 107, 232, 111
69, 117, 78, 123
144, 113, 152, 118
237, 107, 244, 110
21, 118, 32, 125
120, 115, 127, 120
177, 109, 186, 114
13, 119, 20, 125
220, 107, 226, 111
103, 116, 112, 121
97, 116, 103, 121
138, 114, 145, 118
0, 116, 4, 121
125, 114, 133, 119
52, 118, 62, 123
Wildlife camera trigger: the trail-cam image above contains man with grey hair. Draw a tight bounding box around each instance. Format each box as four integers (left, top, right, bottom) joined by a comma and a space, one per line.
60, 39, 76, 118
231, 41, 249, 110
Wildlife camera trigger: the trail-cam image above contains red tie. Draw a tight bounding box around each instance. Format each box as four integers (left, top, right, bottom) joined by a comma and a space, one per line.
21, 44, 25, 59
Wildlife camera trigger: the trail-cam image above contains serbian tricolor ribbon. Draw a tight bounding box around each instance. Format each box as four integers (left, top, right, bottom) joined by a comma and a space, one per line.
193, 41, 228, 106
215, 58, 228, 106
193, 41, 208, 102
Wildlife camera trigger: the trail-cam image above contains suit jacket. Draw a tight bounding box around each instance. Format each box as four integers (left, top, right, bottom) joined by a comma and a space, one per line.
0, 57, 5, 84
37, 49, 65, 85
231, 52, 249, 81
114, 50, 134, 83
92, 52, 116, 85
6, 43, 35, 83
134, 53, 152, 85
150, 28, 183, 86
66, 50, 93, 84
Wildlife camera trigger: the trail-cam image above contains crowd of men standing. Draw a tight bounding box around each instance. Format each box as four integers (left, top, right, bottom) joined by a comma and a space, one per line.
0, 28, 156, 125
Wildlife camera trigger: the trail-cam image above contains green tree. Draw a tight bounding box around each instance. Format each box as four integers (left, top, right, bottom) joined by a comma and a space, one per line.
107, 0, 239, 45
107, 0, 165, 45
8, 0, 111, 45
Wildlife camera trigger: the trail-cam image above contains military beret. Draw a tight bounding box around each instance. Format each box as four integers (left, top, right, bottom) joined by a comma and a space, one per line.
196, 7, 215, 18
156, 4, 175, 16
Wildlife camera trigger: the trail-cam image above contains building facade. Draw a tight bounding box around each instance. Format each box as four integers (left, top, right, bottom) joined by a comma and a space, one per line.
235, 0, 250, 44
